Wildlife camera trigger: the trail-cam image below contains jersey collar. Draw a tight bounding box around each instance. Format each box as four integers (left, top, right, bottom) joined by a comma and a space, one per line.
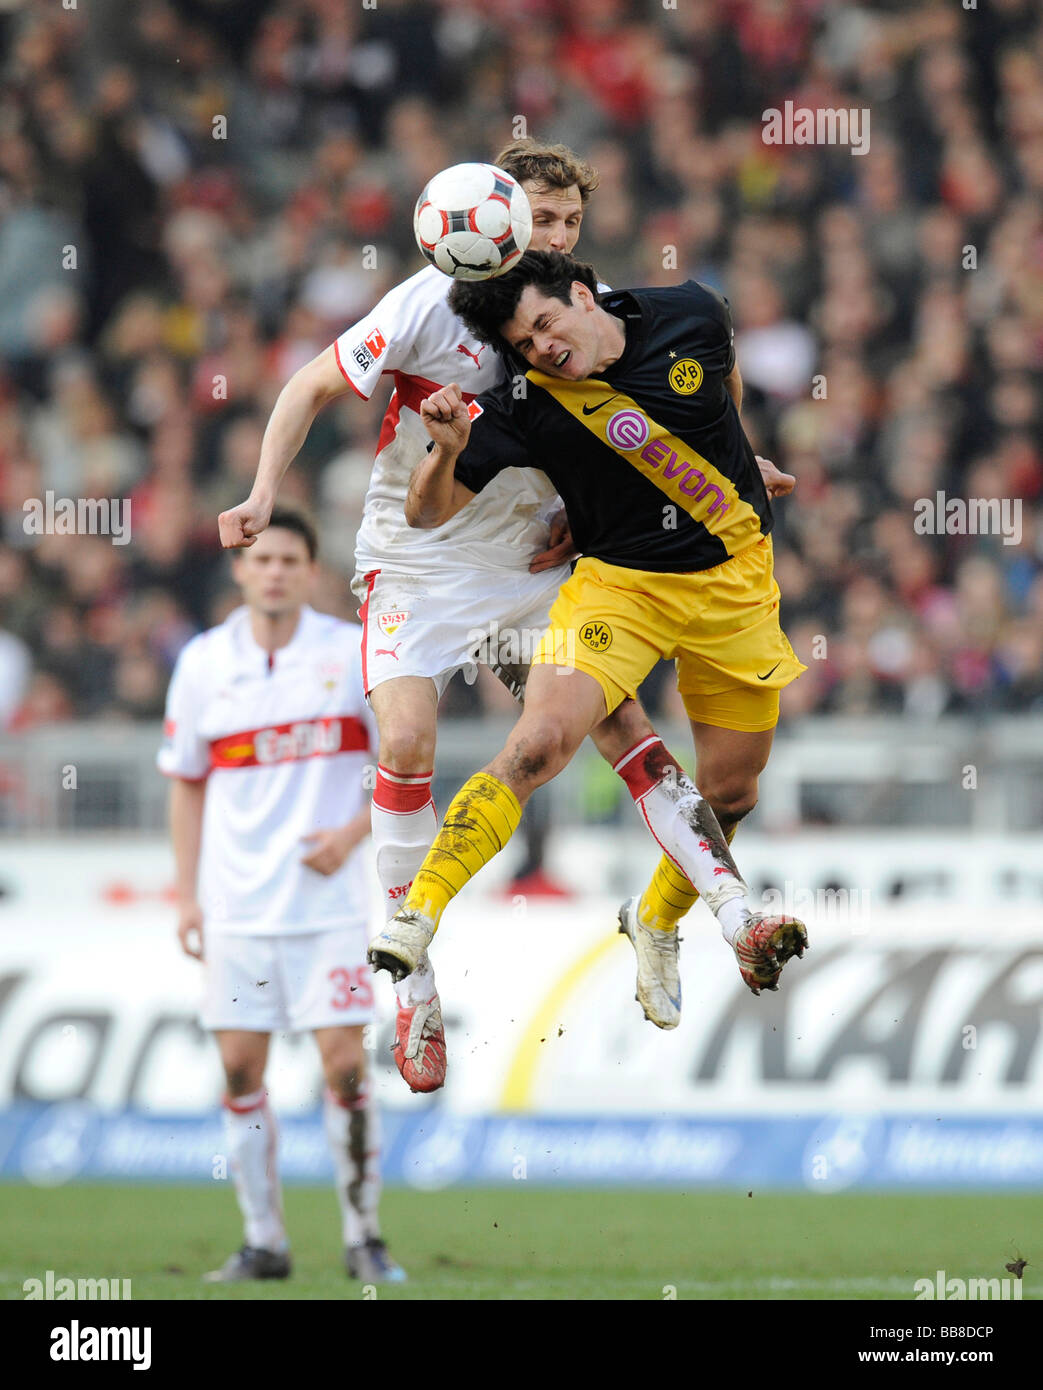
235, 603, 315, 668
597, 289, 646, 376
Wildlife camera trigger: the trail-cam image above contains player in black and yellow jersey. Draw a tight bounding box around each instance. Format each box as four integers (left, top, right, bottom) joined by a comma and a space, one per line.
367, 251, 808, 1027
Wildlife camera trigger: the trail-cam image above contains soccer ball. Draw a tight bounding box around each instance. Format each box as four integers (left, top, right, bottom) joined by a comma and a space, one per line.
414, 163, 532, 281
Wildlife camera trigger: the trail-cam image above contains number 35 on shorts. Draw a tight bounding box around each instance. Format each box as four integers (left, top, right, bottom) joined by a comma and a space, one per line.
329, 965, 374, 1010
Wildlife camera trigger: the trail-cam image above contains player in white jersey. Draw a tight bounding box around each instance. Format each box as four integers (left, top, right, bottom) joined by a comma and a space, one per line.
160, 510, 404, 1285
217, 141, 792, 1090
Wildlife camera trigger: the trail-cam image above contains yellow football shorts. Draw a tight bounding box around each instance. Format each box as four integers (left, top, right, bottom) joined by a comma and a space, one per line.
533, 536, 806, 732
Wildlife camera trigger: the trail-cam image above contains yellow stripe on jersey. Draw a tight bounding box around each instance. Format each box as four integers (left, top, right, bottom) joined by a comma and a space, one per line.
526, 372, 765, 556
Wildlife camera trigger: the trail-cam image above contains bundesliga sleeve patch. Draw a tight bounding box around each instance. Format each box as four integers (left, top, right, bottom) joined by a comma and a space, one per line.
351, 327, 388, 374
467, 400, 484, 421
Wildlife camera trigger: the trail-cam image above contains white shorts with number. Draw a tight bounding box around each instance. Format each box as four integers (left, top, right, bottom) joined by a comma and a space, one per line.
201, 926, 375, 1033
355, 562, 570, 699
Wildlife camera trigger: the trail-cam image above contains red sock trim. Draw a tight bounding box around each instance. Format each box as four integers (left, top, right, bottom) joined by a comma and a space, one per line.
325, 1084, 371, 1112
374, 766, 434, 813
614, 736, 666, 800
223, 1089, 267, 1115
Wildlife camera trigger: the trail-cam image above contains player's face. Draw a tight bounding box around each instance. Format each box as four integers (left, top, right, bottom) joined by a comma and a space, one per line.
233, 527, 315, 617
503, 283, 614, 379
523, 182, 584, 254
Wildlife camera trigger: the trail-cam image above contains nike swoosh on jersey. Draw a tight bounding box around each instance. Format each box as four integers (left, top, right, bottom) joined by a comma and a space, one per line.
581, 395, 620, 415
757, 662, 782, 681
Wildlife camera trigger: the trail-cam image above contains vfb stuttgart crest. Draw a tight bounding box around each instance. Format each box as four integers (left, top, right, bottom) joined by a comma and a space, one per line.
579, 620, 613, 652
377, 611, 410, 637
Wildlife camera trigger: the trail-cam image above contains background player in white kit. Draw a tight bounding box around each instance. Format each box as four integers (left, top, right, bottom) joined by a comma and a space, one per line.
159, 509, 404, 1285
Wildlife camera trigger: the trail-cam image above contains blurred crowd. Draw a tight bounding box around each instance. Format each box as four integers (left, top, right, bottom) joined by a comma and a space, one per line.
0, 0, 1041, 731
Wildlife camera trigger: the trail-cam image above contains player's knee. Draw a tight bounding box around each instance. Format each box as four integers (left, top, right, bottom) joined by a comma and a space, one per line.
708, 789, 758, 829
379, 725, 435, 774
224, 1061, 264, 1097
325, 1059, 364, 1105
503, 718, 576, 787
591, 699, 655, 762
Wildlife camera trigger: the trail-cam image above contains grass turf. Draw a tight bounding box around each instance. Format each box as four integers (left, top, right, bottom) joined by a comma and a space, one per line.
1, 1183, 1037, 1301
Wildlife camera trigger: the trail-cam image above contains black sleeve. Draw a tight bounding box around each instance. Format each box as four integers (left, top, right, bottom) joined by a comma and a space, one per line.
452, 388, 533, 494
696, 282, 736, 374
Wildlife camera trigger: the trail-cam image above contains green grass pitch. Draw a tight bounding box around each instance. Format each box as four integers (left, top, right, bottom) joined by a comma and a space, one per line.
1, 1184, 1037, 1300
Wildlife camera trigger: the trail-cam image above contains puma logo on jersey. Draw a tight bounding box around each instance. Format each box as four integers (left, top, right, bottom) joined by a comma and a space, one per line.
456, 343, 488, 368
375, 642, 402, 660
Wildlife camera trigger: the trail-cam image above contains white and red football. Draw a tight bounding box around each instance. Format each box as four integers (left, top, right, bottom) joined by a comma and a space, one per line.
413, 162, 532, 281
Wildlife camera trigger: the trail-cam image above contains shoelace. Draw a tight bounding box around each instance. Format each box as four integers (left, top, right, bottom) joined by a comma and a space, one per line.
641, 924, 680, 962
405, 999, 442, 1060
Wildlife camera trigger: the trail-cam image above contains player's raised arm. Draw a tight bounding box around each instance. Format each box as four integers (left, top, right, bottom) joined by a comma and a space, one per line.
405, 383, 477, 528
218, 344, 348, 549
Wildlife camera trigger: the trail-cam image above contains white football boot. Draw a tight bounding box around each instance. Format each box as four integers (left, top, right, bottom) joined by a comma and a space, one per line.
367, 909, 436, 983
618, 895, 682, 1030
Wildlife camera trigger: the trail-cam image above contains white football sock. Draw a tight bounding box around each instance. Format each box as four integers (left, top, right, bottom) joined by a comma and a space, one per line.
223, 1089, 286, 1252
615, 737, 755, 945
323, 1083, 381, 1248
372, 766, 439, 1008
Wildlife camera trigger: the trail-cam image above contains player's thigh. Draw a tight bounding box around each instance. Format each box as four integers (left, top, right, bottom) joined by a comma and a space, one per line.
369, 675, 439, 772
689, 717, 776, 808
279, 927, 375, 1035
489, 662, 608, 787
214, 1029, 271, 1095
533, 559, 665, 719
363, 568, 543, 705
202, 933, 286, 1037
313, 1025, 367, 1094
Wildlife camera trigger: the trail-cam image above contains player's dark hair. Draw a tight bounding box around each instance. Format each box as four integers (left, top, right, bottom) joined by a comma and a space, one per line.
494, 138, 600, 205
266, 506, 318, 560
448, 251, 600, 348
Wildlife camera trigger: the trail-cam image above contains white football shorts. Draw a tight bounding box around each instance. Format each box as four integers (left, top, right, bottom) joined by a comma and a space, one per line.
201, 926, 375, 1033
355, 562, 570, 699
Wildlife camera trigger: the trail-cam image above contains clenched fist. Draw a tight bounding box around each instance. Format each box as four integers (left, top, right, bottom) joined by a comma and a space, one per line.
218, 495, 273, 549
755, 455, 796, 499
420, 382, 473, 454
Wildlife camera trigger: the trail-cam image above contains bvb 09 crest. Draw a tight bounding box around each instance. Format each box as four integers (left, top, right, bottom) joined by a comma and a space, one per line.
668, 358, 703, 394
579, 620, 613, 652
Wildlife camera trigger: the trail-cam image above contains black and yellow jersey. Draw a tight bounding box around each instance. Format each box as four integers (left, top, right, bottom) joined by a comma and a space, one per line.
452, 281, 772, 573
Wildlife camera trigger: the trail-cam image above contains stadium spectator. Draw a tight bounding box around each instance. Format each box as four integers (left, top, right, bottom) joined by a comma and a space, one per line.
0, 0, 1039, 731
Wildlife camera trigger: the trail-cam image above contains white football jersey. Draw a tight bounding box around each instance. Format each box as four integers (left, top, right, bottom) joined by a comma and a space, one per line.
157, 606, 376, 935
334, 264, 558, 578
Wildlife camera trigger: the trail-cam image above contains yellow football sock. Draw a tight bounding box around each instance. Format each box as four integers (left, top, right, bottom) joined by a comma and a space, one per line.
405, 772, 522, 927
637, 824, 738, 931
